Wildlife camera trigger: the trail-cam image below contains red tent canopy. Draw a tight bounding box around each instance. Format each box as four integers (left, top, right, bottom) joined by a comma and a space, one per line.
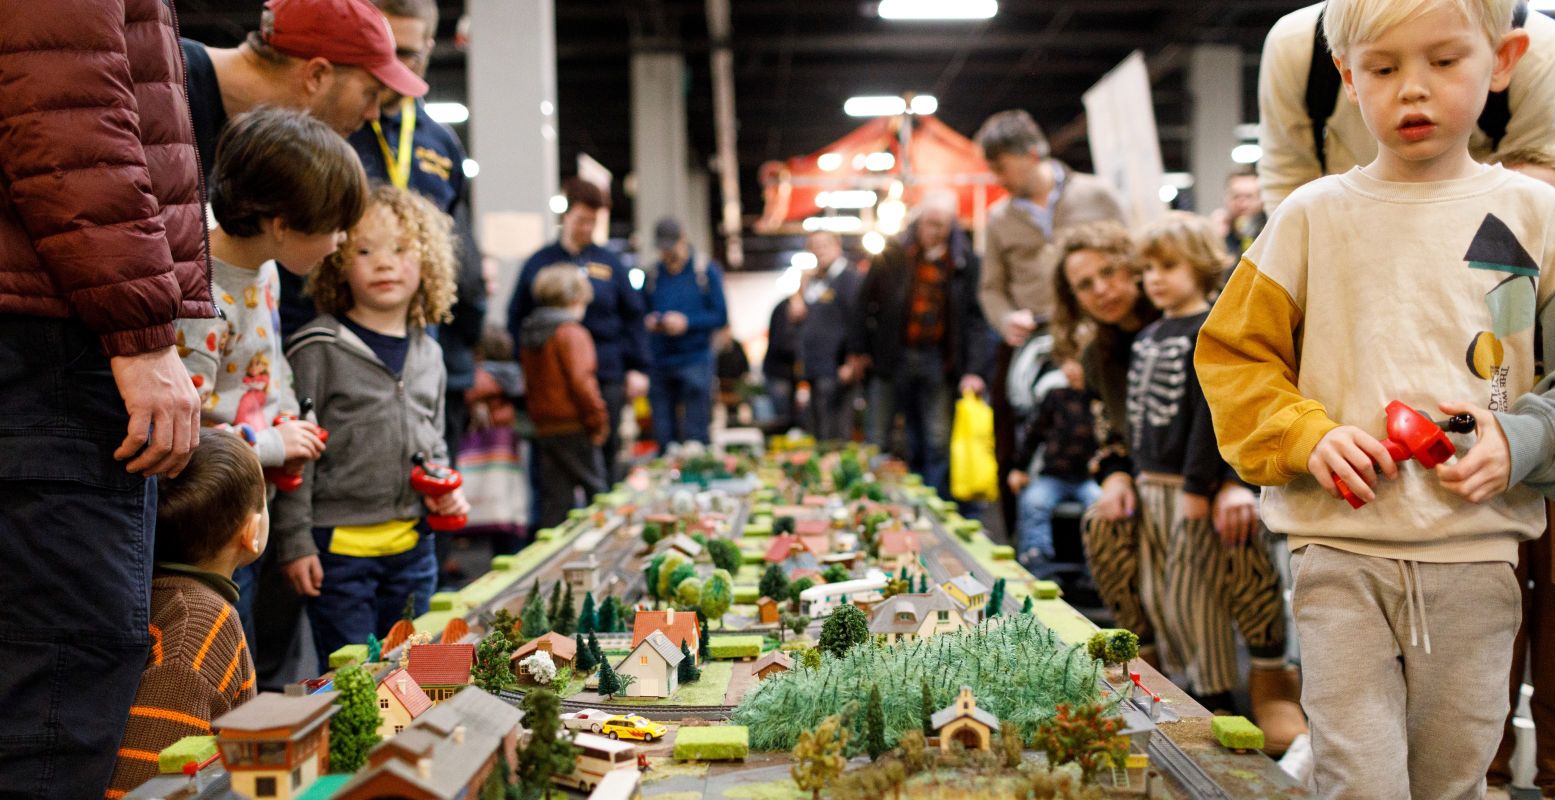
757, 115, 1007, 233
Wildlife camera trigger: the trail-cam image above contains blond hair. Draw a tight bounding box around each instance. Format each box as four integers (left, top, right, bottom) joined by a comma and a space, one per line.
1493, 147, 1555, 171
532, 264, 595, 308
1323, 0, 1518, 57
1136, 211, 1230, 295
309, 185, 457, 329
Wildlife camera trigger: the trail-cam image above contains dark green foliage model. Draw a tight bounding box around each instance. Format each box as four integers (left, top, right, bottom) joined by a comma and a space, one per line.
865, 685, 887, 761
545, 581, 563, 629
678, 640, 701, 684
787, 577, 815, 612
667, 563, 697, 599
480, 753, 506, 800
328, 665, 381, 773
921, 681, 935, 736
554, 587, 577, 636
701, 570, 734, 629
520, 596, 550, 640
707, 538, 742, 573
759, 564, 790, 602
642, 520, 665, 547
598, 596, 619, 633
778, 612, 811, 643
596, 658, 623, 698
577, 592, 597, 635
985, 578, 1007, 618
916, 574, 928, 594
644, 555, 665, 606
587, 631, 603, 665
515, 688, 579, 799
697, 609, 711, 662
1021, 596, 1035, 614
773, 515, 796, 536
822, 564, 851, 584
490, 608, 520, 640
473, 629, 518, 694
366, 633, 382, 663
525, 579, 541, 614
574, 633, 597, 673
1085, 629, 1140, 666
818, 604, 869, 660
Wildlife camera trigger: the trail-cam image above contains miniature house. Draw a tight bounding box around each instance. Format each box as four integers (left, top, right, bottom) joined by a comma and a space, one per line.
752, 650, 793, 681
931, 687, 999, 753
762, 534, 808, 564
617, 630, 684, 698
878, 530, 921, 575
510, 632, 578, 679
214, 692, 337, 800
562, 556, 599, 596
421, 687, 525, 780
653, 533, 704, 561
333, 715, 502, 799
867, 588, 968, 644
631, 608, 701, 665
942, 574, 991, 624
757, 596, 780, 625
406, 643, 476, 704
375, 667, 434, 739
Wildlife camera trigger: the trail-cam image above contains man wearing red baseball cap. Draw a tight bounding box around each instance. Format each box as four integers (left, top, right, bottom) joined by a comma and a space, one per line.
181, 0, 429, 172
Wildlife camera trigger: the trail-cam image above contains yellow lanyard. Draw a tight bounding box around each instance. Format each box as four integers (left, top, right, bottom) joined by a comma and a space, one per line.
370, 96, 417, 190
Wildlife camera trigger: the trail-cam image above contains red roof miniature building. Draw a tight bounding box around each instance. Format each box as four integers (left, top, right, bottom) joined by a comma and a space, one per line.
753, 650, 793, 680
764, 534, 808, 563
795, 519, 829, 538
631, 608, 701, 664
799, 534, 831, 556
879, 530, 919, 557
510, 632, 578, 667
802, 495, 829, 507
407, 643, 476, 703
382, 667, 435, 719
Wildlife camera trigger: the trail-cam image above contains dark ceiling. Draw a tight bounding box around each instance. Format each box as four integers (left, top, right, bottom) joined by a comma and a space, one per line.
177, 0, 1312, 257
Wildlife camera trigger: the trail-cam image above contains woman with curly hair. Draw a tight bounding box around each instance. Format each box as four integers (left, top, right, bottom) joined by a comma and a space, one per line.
270, 185, 470, 670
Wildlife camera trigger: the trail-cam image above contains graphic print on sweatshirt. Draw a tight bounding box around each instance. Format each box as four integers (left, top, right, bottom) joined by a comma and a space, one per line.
1464, 214, 1539, 411
1126, 329, 1192, 444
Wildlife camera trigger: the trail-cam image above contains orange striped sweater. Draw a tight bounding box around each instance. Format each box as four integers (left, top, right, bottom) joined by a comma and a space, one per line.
106, 571, 255, 797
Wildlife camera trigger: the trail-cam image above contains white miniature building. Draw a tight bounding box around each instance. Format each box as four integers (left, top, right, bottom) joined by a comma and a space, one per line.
616, 630, 685, 698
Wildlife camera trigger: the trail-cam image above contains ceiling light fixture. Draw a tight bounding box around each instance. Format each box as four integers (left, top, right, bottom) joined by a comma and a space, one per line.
1231, 143, 1263, 164
817, 190, 879, 210
878, 0, 997, 20
803, 216, 864, 233
818, 152, 844, 171
844, 96, 907, 117
426, 102, 469, 124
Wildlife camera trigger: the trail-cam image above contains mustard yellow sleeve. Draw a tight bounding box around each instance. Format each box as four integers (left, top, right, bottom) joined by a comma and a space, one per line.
1195, 259, 1339, 485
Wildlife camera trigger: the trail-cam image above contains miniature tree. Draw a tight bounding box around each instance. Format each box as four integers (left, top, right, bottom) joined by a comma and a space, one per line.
642, 520, 665, 547
792, 714, 848, 800
399, 631, 431, 669
365, 633, 382, 664
865, 684, 887, 761
1021, 596, 1034, 614
759, 564, 790, 602
480, 755, 506, 800
587, 631, 604, 667
1086, 629, 1140, 667
675, 576, 703, 608
787, 577, 815, 613
678, 640, 701, 684
544, 580, 564, 629
554, 587, 577, 636
328, 665, 381, 773
897, 729, 930, 774
1035, 702, 1127, 784
916, 574, 928, 594
577, 592, 597, 635
821, 564, 851, 584
818, 604, 869, 660
779, 612, 811, 644
697, 609, 712, 662
701, 569, 733, 629
519, 651, 558, 686
985, 578, 1007, 618
800, 646, 823, 671
999, 721, 1025, 769
881, 577, 910, 599
515, 688, 578, 799
520, 596, 550, 640
574, 633, 597, 674
491, 607, 520, 640
525, 579, 542, 613
707, 537, 742, 573
473, 629, 518, 694
667, 563, 697, 599
920, 681, 935, 736
645, 554, 665, 607
597, 596, 619, 633
657, 552, 691, 600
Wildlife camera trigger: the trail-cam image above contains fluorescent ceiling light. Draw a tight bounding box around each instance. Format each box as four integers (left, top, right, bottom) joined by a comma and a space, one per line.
1231, 143, 1263, 164
845, 96, 907, 117
909, 95, 938, 115
862, 231, 887, 255
1162, 172, 1194, 189
791, 251, 819, 270
803, 216, 864, 233
878, 0, 997, 20
817, 152, 844, 172
865, 152, 896, 171
426, 102, 469, 124
629, 268, 646, 290
817, 190, 878, 210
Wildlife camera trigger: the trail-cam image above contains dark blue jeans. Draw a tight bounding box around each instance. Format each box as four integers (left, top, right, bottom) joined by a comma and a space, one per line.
306, 527, 436, 673
0, 316, 154, 798
650, 356, 714, 450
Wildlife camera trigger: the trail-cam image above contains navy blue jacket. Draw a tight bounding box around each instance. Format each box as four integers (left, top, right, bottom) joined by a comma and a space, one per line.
797, 262, 862, 381
644, 256, 728, 370
508, 243, 650, 383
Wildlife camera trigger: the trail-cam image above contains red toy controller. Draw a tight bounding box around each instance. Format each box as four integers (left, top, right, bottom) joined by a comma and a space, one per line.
1333, 400, 1475, 509
267, 398, 329, 493
411, 451, 466, 531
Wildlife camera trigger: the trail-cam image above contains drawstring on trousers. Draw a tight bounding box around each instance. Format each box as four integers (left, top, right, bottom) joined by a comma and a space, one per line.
1397, 559, 1432, 655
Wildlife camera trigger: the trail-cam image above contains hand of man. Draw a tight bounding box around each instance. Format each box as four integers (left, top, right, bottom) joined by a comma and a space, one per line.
1181, 492, 1211, 521
1212, 482, 1258, 546
959, 374, 986, 396
626, 370, 650, 399
111, 345, 201, 477
1007, 470, 1030, 493
1435, 401, 1511, 504
661, 311, 689, 336
1094, 472, 1136, 521
1002, 309, 1037, 347
284, 555, 324, 598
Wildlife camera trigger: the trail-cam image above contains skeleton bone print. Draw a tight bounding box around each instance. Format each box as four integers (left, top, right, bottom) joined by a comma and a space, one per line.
1127, 331, 1193, 443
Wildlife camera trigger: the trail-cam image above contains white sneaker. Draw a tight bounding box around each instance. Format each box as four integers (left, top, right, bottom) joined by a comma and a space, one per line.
1278, 733, 1314, 789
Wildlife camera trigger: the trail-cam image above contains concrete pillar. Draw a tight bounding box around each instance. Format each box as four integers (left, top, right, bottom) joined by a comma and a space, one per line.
468, 0, 558, 325
1188, 45, 1242, 214
632, 50, 695, 268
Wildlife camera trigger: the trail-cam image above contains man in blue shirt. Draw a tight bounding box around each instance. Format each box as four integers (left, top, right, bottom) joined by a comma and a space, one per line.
644, 218, 728, 450
508, 179, 650, 480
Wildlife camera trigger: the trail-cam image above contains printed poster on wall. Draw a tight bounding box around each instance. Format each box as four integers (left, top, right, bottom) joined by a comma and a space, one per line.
1083, 51, 1167, 226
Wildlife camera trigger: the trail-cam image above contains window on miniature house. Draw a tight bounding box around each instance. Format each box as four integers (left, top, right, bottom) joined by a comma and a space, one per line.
395, 725, 405, 734
379, 697, 390, 709
256, 741, 287, 766
640, 655, 649, 666
291, 768, 301, 789
255, 777, 277, 797
937, 610, 949, 622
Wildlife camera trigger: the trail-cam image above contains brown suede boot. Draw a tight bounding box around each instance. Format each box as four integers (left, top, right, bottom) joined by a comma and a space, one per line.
1248, 664, 1308, 756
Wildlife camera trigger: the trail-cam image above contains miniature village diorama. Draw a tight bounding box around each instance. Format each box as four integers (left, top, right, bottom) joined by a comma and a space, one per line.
125, 442, 1294, 800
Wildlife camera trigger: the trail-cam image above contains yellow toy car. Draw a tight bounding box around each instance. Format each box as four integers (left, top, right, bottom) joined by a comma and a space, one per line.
599, 714, 667, 742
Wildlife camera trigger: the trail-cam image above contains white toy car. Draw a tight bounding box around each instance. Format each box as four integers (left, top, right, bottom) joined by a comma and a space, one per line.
561, 708, 611, 733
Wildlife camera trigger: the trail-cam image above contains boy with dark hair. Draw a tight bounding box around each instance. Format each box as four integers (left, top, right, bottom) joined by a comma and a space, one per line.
106, 430, 268, 795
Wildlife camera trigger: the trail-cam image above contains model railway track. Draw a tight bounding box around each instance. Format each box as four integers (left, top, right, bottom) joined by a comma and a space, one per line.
497, 689, 738, 721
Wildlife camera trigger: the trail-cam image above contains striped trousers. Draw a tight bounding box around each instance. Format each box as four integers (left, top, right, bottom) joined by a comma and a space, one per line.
1083, 475, 1286, 695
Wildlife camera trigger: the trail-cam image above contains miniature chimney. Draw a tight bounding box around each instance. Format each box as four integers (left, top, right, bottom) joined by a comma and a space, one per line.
454, 724, 466, 744
397, 676, 408, 695
418, 757, 432, 779
666, 608, 675, 625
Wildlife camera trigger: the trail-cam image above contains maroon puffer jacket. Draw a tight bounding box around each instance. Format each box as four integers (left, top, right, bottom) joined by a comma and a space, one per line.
0, 0, 213, 358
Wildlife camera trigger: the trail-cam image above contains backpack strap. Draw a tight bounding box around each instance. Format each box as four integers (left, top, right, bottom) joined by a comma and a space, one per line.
1305, 8, 1342, 173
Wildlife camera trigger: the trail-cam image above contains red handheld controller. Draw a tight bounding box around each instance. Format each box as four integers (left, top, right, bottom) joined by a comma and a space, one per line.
266, 398, 329, 493
1333, 401, 1474, 509
411, 451, 466, 531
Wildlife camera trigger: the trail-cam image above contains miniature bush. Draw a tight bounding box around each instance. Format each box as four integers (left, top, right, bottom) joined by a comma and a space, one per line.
329, 666, 381, 773
1033, 580, 1061, 600
701, 570, 733, 627
759, 564, 790, 602
707, 538, 743, 573
675, 576, 703, 608
1035, 702, 1127, 784
473, 630, 518, 693
709, 635, 765, 660
328, 644, 367, 670
674, 725, 749, 761
519, 651, 557, 686
818, 604, 869, 659
158, 736, 215, 774
1084, 629, 1139, 666
1212, 716, 1265, 751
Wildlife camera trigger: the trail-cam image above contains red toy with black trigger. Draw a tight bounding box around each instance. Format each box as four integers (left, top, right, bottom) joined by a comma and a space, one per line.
267, 397, 329, 493
1332, 400, 1476, 509
411, 451, 467, 531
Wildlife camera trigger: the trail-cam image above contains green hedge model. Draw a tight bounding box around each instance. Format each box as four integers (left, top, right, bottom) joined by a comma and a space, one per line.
673, 725, 749, 761
1212, 716, 1265, 751
159, 735, 216, 773
328, 644, 368, 670
709, 635, 764, 659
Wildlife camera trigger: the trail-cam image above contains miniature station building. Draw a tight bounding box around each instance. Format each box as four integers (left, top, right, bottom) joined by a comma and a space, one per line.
562, 555, 599, 596
406, 643, 476, 703
752, 650, 793, 680
213, 692, 337, 800
510, 632, 578, 680
868, 587, 969, 644
631, 607, 701, 665
617, 630, 685, 698
930, 687, 1000, 753
375, 667, 434, 738
942, 575, 990, 624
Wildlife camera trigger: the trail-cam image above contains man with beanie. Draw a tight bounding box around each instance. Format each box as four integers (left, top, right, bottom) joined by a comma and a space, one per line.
644, 218, 728, 450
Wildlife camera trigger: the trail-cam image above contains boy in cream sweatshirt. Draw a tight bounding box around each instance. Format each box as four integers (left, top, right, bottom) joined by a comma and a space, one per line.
1197, 0, 1555, 796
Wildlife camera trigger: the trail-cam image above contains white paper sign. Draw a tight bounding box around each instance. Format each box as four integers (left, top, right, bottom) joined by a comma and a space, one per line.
1083, 51, 1167, 225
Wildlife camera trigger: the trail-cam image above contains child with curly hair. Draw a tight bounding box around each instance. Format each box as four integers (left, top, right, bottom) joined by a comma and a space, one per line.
270, 185, 470, 668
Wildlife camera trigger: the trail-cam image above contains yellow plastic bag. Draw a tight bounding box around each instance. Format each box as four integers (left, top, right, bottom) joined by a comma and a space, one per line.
950, 390, 999, 501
